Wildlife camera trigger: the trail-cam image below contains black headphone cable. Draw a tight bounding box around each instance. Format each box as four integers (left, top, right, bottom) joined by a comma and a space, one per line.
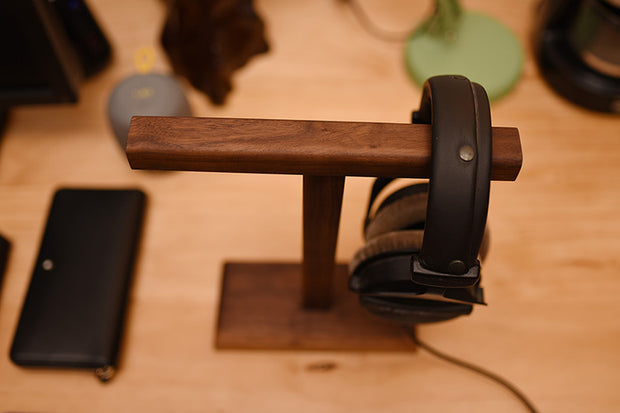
404, 326, 540, 413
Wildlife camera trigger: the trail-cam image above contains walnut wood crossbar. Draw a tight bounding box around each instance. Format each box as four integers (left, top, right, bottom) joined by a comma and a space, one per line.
126, 116, 522, 350
127, 116, 521, 180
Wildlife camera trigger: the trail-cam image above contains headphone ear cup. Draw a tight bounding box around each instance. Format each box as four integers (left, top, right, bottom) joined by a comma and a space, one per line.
349, 231, 474, 324
364, 184, 428, 241
359, 295, 473, 324
348, 230, 423, 276
350, 181, 484, 325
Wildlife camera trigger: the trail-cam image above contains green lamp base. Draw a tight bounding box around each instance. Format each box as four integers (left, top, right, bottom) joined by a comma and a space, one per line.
405, 11, 523, 101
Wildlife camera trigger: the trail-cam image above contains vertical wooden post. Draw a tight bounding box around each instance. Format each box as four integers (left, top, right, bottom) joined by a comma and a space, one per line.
302, 175, 346, 309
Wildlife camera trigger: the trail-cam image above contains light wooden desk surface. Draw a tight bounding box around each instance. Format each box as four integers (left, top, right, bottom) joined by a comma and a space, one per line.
0, 0, 618, 412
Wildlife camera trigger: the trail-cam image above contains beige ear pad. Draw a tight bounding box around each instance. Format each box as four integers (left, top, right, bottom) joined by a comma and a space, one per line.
365, 191, 427, 241
349, 230, 424, 275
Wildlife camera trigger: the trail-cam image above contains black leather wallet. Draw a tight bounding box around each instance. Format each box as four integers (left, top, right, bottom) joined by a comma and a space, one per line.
10, 188, 146, 382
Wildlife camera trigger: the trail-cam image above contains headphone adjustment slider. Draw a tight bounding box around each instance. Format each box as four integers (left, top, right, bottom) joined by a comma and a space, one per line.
411, 255, 480, 288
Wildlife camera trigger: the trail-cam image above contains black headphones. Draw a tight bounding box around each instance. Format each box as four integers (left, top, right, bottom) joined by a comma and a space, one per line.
348, 75, 492, 324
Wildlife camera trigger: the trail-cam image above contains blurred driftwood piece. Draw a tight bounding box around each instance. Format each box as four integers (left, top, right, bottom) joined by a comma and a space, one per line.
161, 0, 269, 104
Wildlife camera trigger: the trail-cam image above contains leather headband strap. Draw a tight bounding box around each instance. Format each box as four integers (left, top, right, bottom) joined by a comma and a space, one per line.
411, 75, 492, 287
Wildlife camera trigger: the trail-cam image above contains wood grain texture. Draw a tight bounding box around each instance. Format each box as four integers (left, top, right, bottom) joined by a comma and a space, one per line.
1, 0, 619, 412
126, 116, 522, 181
302, 175, 345, 309
216, 263, 415, 350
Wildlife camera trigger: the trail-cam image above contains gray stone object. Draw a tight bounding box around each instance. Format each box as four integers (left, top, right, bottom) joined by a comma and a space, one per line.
108, 73, 191, 148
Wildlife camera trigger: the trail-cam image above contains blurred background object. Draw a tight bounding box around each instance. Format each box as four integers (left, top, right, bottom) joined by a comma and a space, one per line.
160, 0, 269, 105
532, 0, 620, 113
0, 234, 9, 294
48, 0, 112, 78
342, 0, 523, 102
108, 47, 191, 149
404, 0, 523, 101
0, 0, 111, 134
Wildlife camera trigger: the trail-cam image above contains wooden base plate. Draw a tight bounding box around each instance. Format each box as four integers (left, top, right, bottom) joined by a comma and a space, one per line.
215, 262, 415, 351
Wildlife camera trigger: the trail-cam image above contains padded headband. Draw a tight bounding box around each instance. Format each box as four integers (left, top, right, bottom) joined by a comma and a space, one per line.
411, 75, 492, 288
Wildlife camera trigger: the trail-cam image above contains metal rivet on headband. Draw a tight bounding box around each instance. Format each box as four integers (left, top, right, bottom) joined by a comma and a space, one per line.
459, 145, 475, 162
42, 259, 54, 271
449, 260, 466, 274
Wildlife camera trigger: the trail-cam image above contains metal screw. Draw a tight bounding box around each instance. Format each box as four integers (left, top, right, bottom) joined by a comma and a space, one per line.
459, 145, 475, 162
42, 259, 54, 271
449, 260, 466, 274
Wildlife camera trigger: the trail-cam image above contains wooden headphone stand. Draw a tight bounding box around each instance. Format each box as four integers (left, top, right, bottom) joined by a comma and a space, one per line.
126, 116, 521, 351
